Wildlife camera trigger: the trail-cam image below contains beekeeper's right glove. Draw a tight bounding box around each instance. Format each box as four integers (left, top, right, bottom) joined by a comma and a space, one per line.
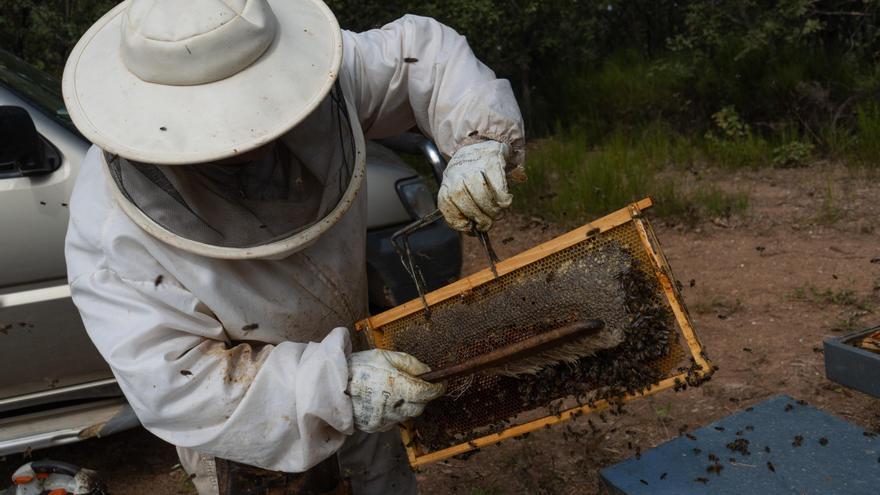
346, 349, 446, 433
438, 140, 514, 232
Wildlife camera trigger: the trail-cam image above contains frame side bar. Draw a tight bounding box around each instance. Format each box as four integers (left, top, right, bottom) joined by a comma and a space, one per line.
632, 213, 712, 373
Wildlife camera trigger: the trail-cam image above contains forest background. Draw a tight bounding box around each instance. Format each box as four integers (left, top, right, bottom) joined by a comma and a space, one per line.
4, 0, 880, 221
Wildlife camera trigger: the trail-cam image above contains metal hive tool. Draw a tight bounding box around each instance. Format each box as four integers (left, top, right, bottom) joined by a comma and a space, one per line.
391, 208, 500, 318
355, 199, 713, 467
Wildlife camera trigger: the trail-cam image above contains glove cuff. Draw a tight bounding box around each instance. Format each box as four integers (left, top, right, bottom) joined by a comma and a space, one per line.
451, 136, 525, 182
457, 130, 523, 159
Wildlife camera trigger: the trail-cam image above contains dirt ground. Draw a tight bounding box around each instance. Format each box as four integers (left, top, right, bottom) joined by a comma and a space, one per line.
2, 165, 879, 494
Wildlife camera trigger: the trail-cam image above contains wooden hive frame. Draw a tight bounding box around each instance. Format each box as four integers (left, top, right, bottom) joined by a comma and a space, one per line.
355, 198, 712, 467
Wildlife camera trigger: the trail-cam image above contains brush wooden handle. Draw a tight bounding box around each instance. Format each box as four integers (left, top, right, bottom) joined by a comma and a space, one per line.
418, 319, 605, 383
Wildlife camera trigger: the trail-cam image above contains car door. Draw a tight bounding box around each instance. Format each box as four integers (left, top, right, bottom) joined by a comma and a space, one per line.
0, 63, 115, 411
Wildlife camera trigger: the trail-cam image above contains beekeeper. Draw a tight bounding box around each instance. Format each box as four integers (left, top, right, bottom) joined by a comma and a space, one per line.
62, 0, 524, 493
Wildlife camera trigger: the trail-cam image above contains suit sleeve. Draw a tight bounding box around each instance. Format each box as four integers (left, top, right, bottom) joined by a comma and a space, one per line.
342, 15, 525, 174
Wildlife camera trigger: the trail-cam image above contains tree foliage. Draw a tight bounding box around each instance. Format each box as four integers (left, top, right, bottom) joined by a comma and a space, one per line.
326, 0, 607, 123
0, 1, 118, 75
327, 1, 880, 132
3, 1, 880, 135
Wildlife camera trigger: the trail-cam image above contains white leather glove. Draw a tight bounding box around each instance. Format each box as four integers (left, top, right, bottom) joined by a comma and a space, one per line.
438, 140, 513, 232
346, 349, 446, 433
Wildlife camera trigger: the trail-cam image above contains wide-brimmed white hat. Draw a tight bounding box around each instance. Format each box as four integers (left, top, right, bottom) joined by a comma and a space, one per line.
62, 0, 343, 165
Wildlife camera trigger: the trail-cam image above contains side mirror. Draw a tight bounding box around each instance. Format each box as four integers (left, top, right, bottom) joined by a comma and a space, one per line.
0, 105, 50, 177
377, 132, 447, 184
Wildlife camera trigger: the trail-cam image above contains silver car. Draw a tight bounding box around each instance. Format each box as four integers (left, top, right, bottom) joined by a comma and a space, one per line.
0, 48, 461, 456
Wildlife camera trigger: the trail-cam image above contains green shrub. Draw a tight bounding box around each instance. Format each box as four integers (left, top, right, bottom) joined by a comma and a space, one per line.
702, 135, 772, 171
514, 125, 748, 224
701, 107, 759, 168
547, 51, 692, 135
711, 106, 750, 140
772, 141, 815, 168
816, 122, 856, 159
650, 181, 749, 224
849, 101, 880, 167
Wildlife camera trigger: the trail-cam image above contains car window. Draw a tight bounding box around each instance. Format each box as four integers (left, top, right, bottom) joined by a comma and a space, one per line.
0, 124, 63, 179
0, 48, 81, 137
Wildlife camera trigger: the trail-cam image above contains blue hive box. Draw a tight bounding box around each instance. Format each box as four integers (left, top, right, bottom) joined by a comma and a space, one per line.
824, 326, 880, 398
600, 395, 880, 494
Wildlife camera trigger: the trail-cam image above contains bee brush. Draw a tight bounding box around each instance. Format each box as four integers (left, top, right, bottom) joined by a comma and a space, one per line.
418, 319, 605, 383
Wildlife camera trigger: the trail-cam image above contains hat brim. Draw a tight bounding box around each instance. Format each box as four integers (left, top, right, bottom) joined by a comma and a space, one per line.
62, 0, 343, 165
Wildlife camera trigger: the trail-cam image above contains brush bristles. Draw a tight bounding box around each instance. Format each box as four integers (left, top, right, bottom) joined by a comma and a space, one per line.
493, 331, 624, 377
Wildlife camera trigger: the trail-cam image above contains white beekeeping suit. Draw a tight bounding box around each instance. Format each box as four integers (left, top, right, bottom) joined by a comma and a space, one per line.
62, 1, 524, 494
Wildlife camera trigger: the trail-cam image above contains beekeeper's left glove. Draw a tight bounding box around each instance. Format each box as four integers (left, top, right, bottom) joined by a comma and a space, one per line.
438, 140, 513, 232
346, 349, 446, 433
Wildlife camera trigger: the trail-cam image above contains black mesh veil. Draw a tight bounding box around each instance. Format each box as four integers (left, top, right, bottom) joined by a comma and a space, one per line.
106, 81, 356, 250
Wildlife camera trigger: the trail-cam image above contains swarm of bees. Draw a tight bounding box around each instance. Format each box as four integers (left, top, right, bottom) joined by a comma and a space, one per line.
411, 250, 683, 450
725, 438, 751, 456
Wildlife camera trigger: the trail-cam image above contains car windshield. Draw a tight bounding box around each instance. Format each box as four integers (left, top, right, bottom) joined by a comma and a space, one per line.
0, 48, 80, 136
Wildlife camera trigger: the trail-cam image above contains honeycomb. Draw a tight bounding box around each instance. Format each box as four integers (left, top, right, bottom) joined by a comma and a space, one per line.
364, 208, 699, 460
